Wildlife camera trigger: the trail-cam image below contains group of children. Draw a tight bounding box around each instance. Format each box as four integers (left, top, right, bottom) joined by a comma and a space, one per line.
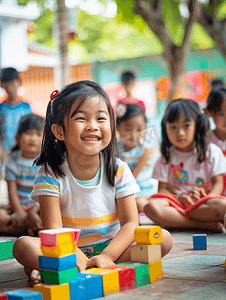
0, 67, 226, 285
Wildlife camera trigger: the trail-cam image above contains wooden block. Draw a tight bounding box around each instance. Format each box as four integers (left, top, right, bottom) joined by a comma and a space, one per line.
148, 260, 163, 283
75, 272, 103, 300
34, 283, 70, 300
0, 293, 8, 300
39, 253, 77, 271
117, 262, 150, 287
5, 289, 42, 299
40, 242, 77, 257
68, 276, 87, 300
131, 244, 161, 264
193, 234, 207, 250
41, 266, 77, 284
134, 226, 163, 245
0, 240, 13, 261
224, 259, 226, 272
103, 265, 136, 291
39, 228, 81, 247
82, 268, 119, 296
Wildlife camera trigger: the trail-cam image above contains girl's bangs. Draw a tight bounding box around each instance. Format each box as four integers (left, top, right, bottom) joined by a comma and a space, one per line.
165, 101, 193, 123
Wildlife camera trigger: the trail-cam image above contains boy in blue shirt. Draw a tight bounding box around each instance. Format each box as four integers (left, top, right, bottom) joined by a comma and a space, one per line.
0, 67, 32, 163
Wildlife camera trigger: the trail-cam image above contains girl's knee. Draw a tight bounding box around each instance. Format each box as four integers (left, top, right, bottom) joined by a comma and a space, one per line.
13, 236, 31, 258
161, 229, 173, 258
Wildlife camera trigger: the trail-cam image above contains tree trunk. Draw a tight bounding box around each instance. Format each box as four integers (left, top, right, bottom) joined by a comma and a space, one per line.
56, 0, 70, 88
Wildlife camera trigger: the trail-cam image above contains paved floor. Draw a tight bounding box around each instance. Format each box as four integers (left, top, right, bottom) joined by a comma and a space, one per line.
1, 227, 226, 299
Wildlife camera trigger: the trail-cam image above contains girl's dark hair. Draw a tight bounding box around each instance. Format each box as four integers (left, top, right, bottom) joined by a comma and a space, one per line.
116, 102, 147, 126
11, 114, 45, 153
161, 99, 209, 163
206, 88, 226, 113
36, 80, 119, 187
121, 71, 135, 83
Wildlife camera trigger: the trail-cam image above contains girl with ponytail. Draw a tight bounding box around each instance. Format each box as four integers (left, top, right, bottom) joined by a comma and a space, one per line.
144, 99, 226, 232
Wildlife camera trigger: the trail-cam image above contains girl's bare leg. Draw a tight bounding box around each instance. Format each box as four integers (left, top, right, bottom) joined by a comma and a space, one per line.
144, 199, 223, 232
13, 236, 88, 285
188, 198, 226, 222
135, 197, 149, 213
0, 208, 12, 232
115, 229, 173, 263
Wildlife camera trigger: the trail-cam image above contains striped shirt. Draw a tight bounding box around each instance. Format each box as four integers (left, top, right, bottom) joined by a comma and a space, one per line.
31, 153, 140, 247
5, 150, 39, 205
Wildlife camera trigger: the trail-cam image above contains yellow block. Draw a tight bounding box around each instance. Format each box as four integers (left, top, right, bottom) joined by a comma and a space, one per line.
83, 268, 119, 296
131, 244, 161, 264
34, 283, 70, 300
134, 226, 163, 245
41, 242, 77, 257
148, 260, 163, 283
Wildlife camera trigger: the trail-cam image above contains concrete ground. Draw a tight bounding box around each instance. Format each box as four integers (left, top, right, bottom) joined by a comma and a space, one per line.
1, 180, 226, 298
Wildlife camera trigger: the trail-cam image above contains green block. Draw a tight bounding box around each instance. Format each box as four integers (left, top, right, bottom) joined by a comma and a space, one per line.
0, 240, 14, 261
41, 266, 77, 284
117, 261, 150, 287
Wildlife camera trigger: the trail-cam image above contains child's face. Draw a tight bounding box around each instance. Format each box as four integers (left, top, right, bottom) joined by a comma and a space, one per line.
17, 129, 43, 159
122, 80, 135, 95
166, 113, 196, 152
117, 115, 146, 151
61, 96, 111, 157
1, 79, 20, 98
210, 101, 226, 134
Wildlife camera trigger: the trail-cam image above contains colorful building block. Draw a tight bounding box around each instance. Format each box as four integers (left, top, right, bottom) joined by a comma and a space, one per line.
104, 265, 136, 291
148, 260, 163, 283
34, 283, 70, 300
40, 243, 77, 258
131, 244, 161, 264
39, 228, 81, 247
0, 239, 13, 261
193, 234, 207, 250
134, 226, 163, 245
117, 262, 150, 287
41, 266, 77, 284
5, 289, 42, 300
68, 276, 87, 300
82, 268, 119, 296
75, 272, 103, 300
0, 294, 7, 300
39, 253, 77, 271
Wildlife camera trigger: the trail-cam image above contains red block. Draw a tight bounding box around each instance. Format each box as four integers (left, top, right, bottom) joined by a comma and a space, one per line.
104, 265, 136, 291
0, 293, 7, 299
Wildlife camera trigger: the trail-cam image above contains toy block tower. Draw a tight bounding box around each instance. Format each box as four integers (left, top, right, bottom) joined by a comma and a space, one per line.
34, 228, 81, 299
131, 226, 163, 283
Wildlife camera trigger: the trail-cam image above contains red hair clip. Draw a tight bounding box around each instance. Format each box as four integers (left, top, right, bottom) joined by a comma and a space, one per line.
50, 90, 59, 100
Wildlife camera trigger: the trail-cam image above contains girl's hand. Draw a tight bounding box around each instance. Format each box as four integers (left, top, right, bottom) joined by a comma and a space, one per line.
87, 254, 115, 269
188, 187, 206, 201
178, 194, 194, 208
26, 209, 42, 236
11, 210, 27, 228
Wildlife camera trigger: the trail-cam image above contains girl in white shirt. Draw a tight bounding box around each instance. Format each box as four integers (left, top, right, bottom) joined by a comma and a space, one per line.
144, 99, 226, 232
13, 80, 173, 285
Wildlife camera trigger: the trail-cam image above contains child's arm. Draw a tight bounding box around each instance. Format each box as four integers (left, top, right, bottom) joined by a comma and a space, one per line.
87, 194, 139, 268
209, 174, 224, 195
7, 180, 27, 227
39, 195, 88, 271
132, 147, 151, 178
26, 205, 42, 236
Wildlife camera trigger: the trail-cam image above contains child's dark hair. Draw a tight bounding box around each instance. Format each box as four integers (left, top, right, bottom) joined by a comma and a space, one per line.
121, 71, 135, 84
211, 79, 225, 90
116, 102, 146, 126
161, 99, 209, 163
206, 88, 226, 113
11, 114, 45, 153
0, 67, 19, 82
36, 80, 119, 187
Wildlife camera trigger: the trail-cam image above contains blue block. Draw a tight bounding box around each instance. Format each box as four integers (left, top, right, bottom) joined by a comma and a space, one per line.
69, 276, 87, 300
76, 272, 103, 300
193, 234, 207, 250
39, 253, 77, 271
5, 289, 43, 300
